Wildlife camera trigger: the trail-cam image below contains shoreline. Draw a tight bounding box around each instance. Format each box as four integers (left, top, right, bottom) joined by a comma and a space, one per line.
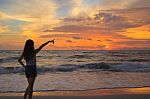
0, 87, 149, 99
0, 87, 150, 96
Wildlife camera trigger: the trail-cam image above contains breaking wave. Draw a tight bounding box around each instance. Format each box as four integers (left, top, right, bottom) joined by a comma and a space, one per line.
0, 57, 19, 63
0, 62, 150, 74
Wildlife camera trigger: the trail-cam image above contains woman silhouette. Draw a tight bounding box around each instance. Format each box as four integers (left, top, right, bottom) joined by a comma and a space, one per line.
18, 39, 54, 99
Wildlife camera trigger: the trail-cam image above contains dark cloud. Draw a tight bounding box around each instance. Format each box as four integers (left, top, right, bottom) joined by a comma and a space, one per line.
113, 40, 150, 46
105, 39, 113, 42
129, 0, 150, 8
40, 34, 53, 38
96, 45, 106, 48
72, 36, 83, 40
39, 34, 79, 38
93, 11, 148, 32
43, 25, 101, 33
87, 38, 92, 40
63, 17, 88, 23
97, 40, 102, 42
65, 40, 73, 43
107, 7, 150, 26
72, 36, 92, 41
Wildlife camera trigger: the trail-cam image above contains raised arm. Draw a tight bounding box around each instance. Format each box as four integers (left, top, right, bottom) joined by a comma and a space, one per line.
18, 53, 25, 68
35, 40, 54, 53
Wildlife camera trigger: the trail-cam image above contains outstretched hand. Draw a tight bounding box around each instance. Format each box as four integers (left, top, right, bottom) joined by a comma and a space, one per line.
49, 39, 55, 44
35, 40, 55, 53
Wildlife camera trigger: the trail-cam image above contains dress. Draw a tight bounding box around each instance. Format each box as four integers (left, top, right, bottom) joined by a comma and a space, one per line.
25, 52, 37, 78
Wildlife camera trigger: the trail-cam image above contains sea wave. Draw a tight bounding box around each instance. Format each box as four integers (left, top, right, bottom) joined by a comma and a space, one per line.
110, 62, 150, 72
67, 54, 92, 59
0, 62, 150, 74
0, 57, 19, 63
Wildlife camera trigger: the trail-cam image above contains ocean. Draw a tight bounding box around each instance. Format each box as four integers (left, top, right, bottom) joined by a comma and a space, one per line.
0, 50, 150, 92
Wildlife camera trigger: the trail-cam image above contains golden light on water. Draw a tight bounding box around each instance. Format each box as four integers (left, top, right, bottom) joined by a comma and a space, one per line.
126, 87, 150, 94
33, 87, 150, 96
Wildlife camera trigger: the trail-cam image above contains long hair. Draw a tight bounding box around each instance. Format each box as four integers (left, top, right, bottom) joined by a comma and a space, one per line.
23, 39, 34, 60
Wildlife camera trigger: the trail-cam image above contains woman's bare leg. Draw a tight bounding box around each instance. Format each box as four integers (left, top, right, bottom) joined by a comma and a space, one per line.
24, 86, 29, 99
28, 77, 36, 99
24, 78, 30, 99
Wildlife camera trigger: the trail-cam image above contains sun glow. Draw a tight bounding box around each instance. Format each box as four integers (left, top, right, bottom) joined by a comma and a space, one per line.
105, 45, 109, 49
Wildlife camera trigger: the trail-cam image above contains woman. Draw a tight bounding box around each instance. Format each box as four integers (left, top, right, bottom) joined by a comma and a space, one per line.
18, 39, 54, 99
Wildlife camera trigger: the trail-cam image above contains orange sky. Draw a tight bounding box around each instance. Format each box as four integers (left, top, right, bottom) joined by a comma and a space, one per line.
0, 0, 150, 50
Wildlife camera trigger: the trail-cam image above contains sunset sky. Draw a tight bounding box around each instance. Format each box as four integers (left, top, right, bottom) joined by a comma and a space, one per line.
0, 0, 150, 50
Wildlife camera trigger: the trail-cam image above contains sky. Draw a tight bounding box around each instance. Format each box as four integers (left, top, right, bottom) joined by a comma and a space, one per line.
0, 0, 150, 50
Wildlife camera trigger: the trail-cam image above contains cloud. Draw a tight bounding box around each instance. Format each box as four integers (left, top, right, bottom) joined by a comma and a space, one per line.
71, 0, 95, 17
65, 40, 73, 43
1, 0, 150, 35
44, 8, 149, 35
121, 24, 150, 39
0, 0, 58, 21
69, 0, 140, 17
44, 25, 101, 33
40, 34, 79, 38
0, 25, 8, 33
128, 0, 150, 8
113, 40, 150, 48
97, 40, 102, 42
109, 7, 150, 22
91, 10, 150, 32
72, 36, 83, 40
0, 0, 61, 39
0, 11, 9, 20
96, 45, 106, 48
87, 38, 92, 40
0, 11, 37, 22
105, 39, 113, 41
97, 0, 138, 9
72, 36, 93, 41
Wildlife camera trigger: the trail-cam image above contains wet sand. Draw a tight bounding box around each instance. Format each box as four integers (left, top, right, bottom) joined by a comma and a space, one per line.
0, 87, 150, 99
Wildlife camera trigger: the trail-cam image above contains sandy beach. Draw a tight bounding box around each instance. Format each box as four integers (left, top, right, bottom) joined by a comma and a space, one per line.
0, 87, 150, 99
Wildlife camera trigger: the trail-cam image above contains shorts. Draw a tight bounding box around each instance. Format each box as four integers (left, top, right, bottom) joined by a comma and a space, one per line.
25, 65, 37, 78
